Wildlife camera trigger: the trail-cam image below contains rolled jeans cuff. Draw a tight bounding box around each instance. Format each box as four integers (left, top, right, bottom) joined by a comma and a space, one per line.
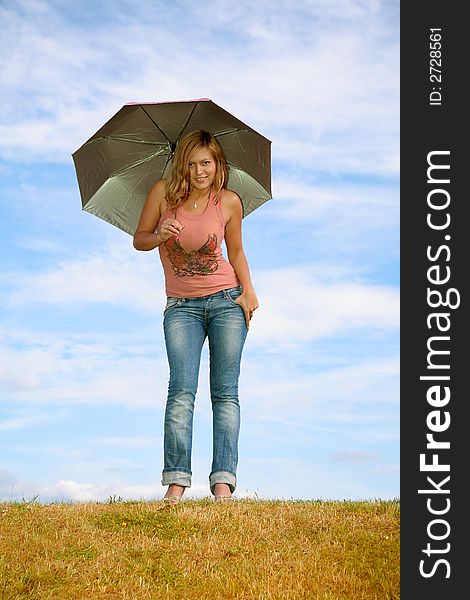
161, 470, 191, 488
209, 471, 237, 494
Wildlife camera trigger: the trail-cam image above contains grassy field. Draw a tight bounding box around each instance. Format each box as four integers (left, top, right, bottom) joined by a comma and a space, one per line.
0, 497, 399, 599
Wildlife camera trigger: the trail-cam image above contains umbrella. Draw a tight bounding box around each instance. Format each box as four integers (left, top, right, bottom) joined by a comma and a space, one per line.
72, 98, 272, 235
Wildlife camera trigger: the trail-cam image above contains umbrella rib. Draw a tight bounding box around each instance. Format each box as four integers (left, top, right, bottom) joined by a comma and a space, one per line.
216, 127, 272, 143
110, 150, 169, 177
140, 106, 172, 146
160, 154, 172, 179
175, 102, 199, 141
104, 136, 167, 146
215, 128, 244, 137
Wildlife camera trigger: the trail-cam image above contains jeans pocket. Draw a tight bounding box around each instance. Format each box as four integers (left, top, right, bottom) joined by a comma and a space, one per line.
164, 297, 184, 313
223, 287, 242, 306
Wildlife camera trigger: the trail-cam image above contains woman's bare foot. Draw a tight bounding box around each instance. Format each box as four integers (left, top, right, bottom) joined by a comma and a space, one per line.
213, 483, 232, 499
163, 484, 185, 502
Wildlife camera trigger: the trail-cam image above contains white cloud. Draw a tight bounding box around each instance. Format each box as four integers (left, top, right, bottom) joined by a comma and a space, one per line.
1, 320, 398, 426
5, 241, 398, 340
266, 177, 399, 259
1, 0, 399, 178
250, 266, 399, 345
239, 454, 397, 500
0, 329, 170, 407
5, 477, 211, 503
240, 354, 399, 433
329, 450, 379, 463
92, 436, 160, 448
37, 479, 165, 502
0, 469, 17, 493
6, 243, 165, 312
0, 413, 53, 432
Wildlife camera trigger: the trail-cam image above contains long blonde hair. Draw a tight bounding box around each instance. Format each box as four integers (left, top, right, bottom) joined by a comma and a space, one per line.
165, 130, 228, 208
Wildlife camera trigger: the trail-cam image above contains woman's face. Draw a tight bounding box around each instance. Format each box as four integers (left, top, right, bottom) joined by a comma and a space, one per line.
188, 146, 216, 192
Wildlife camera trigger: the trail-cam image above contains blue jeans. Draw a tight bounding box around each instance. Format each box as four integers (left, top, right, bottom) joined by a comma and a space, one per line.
161, 286, 247, 494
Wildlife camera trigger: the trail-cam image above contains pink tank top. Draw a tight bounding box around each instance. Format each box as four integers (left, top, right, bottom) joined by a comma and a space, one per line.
157, 191, 239, 298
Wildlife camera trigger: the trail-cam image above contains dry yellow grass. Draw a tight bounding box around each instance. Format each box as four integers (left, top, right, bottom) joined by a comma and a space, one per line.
0, 498, 399, 599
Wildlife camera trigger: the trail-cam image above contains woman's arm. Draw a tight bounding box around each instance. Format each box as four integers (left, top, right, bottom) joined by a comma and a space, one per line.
223, 190, 259, 328
133, 179, 182, 250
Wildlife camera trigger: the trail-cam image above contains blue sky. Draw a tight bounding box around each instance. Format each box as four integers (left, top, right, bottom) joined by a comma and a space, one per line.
0, 0, 399, 502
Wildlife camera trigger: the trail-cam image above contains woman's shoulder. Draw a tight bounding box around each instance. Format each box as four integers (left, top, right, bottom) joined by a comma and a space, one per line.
220, 188, 242, 215
149, 178, 169, 210
220, 188, 241, 203
219, 188, 243, 222
152, 178, 168, 194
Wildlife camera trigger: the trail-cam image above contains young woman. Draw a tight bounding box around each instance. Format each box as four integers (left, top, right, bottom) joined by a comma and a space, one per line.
133, 130, 258, 502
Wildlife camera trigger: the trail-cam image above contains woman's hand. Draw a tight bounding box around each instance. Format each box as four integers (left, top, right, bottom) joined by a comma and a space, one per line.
134, 179, 182, 251
158, 218, 184, 242
235, 290, 259, 329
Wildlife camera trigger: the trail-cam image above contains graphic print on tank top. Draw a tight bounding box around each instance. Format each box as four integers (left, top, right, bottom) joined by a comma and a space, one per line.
165, 233, 219, 277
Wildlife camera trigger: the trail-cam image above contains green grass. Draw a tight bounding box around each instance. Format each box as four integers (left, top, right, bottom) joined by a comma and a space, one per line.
0, 497, 399, 599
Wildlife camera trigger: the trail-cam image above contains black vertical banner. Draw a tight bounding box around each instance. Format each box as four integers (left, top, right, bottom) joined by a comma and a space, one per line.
401, 4, 466, 598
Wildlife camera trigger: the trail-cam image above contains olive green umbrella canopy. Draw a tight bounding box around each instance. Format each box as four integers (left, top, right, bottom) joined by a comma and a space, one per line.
72, 98, 272, 235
